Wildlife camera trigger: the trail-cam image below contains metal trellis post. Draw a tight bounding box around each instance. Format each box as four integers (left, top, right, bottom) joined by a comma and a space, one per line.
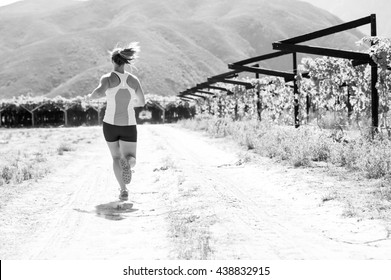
293, 53, 300, 128
371, 14, 379, 133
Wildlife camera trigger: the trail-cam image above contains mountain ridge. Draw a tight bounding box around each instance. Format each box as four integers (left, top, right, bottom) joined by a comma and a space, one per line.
0, 0, 366, 99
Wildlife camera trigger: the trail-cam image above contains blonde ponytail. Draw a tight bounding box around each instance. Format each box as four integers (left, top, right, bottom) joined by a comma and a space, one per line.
110, 42, 140, 65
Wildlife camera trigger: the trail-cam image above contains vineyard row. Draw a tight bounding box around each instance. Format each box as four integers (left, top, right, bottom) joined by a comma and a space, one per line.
0, 95, 195, 127
189, 37, 391, 129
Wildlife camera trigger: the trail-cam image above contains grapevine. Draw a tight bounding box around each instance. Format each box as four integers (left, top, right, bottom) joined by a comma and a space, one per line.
0, 94, 194, 127
192, 36, 391, 129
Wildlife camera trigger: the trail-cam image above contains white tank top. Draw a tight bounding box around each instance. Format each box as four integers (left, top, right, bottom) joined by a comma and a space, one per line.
103, 71, 139, 126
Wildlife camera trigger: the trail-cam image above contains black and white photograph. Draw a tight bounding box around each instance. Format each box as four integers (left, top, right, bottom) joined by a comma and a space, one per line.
0, 0, 391, 278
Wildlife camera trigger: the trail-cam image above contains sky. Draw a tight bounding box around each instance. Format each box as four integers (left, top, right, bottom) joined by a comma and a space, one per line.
0, 0, 21, 6
0, 0, 89, 6
300, 0, 389, 36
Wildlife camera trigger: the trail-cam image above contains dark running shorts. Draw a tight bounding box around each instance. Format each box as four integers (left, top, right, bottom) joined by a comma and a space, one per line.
103, 122, 137, 142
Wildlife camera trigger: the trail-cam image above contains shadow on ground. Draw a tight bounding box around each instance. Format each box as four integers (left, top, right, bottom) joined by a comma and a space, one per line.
74, 201, 139, 221
95, 201, 138, 220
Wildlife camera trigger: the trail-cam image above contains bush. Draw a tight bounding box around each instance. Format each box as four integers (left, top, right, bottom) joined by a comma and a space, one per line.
1, 166, 14, 184
357, 138, 391, 178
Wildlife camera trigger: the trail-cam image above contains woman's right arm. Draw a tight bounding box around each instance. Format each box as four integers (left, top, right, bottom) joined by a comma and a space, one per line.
88, 75, 109, 100
133, 77, 146, 107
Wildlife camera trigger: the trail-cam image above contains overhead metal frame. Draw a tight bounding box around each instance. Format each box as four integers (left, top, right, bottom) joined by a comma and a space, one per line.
272, 14, 379, 129
178, 14, 382, 129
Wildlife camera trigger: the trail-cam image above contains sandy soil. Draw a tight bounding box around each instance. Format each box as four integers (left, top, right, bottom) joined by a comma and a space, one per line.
1, 124, 391, 259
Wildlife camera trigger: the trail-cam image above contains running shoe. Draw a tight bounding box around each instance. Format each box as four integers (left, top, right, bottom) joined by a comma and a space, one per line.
119, 189, 129, 201
119, 156, 132, 184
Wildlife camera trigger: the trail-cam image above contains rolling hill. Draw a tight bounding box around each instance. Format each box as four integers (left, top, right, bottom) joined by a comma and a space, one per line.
0, 0, 366, 98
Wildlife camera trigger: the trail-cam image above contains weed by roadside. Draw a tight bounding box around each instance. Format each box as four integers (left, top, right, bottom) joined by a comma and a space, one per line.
321, 191, 338, 203
373, 178, 391, 202
180, 116, 391, 223
57, 143, 74, 155
342, 201, 359, 218
180, 116, 391, 180
170, 211, 213, 259
0, 154, 51, 186
0, 126, 100, 187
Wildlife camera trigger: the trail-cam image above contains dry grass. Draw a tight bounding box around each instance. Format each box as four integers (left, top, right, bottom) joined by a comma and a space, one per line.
169, 209, 213, 260
180, 116, 391, 223
321, 191, 338, 203
0, 126, 101, 187
168, 180, 215, 259
153, 156, 176, 172
180, 116, 391, 178
155, 164, 215, 259
57, 142, 75, 155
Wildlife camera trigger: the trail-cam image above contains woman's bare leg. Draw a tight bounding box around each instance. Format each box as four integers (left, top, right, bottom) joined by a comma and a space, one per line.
106, 141, 126, 190
119, 140, 137, 168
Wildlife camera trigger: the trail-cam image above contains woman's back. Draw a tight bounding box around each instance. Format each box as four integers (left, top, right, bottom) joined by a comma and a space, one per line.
104, 71, 141, 126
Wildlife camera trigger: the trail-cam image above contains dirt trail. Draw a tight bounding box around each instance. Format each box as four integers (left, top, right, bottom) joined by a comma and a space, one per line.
1, 124, 391, 259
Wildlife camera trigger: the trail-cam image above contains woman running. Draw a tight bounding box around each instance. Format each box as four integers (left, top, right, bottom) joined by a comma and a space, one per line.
87, 42, 145, 201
